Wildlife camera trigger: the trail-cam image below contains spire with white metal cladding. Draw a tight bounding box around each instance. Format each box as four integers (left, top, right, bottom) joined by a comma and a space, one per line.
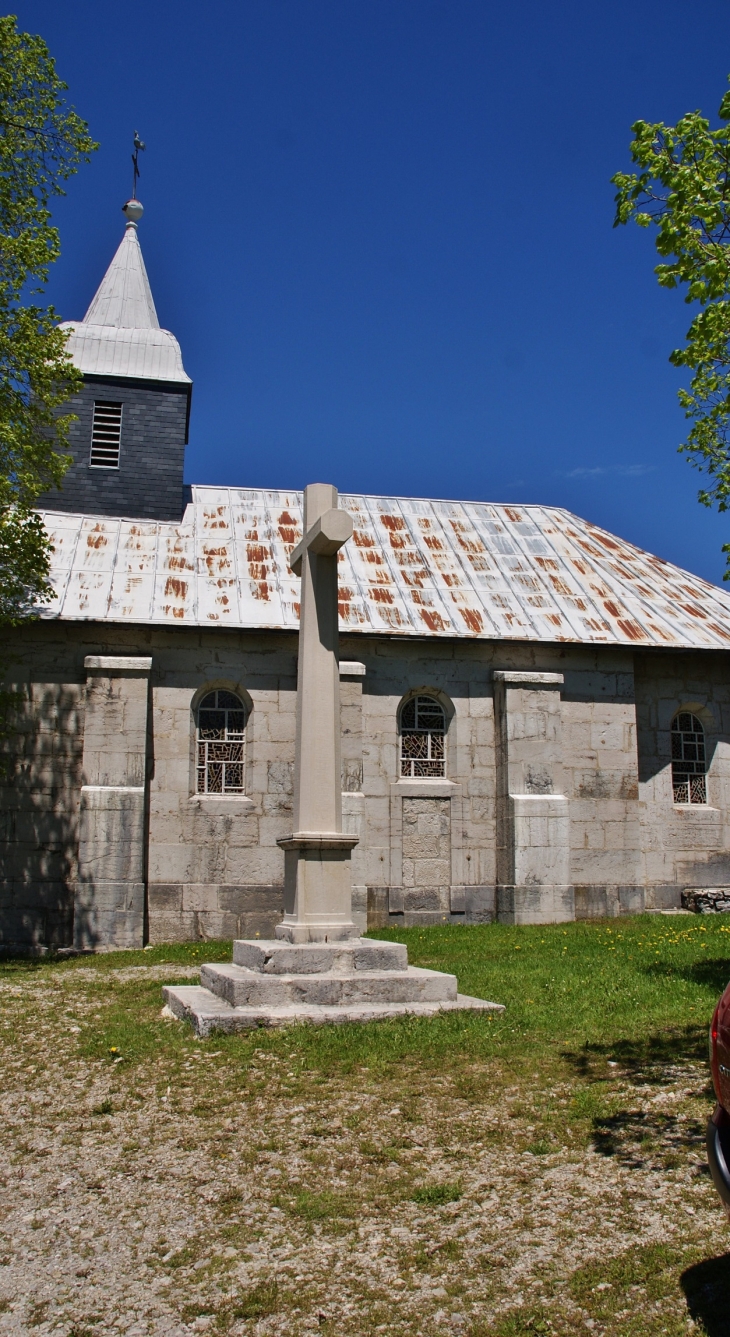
83, 201, 160, 329
61, 197, 191, 385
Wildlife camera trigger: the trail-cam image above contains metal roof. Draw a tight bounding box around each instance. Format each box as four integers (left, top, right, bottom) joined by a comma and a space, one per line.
61, 322, 190, 384
37, 487, 730, 649
60, 221, 190, 385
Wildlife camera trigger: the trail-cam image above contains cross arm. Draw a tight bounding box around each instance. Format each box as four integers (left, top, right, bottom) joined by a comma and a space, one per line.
289, 507, 353, 575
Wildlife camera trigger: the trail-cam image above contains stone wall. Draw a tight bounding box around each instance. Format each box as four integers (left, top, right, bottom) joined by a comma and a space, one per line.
562, 660, 644, 919
2, 622, 730, 948
75, 656, 152, 949
635, 650, 730, 904
146, 644, 299, 944
353, 638, 646, 926
0, 621, 297, 948
0, 669, 84, 948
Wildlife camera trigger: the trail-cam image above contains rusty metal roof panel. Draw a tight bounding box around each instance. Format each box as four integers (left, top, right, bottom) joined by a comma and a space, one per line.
36, 489, 730, 649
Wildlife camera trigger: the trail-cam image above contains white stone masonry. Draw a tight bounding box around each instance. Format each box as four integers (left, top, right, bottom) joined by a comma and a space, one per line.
75, 656, 151, 949
494, 670, 573, 925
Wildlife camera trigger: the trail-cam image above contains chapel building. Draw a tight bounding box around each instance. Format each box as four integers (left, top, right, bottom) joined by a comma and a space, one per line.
3, 205, 730, 952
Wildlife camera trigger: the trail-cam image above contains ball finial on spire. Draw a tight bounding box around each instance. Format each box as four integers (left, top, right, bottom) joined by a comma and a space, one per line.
122, 198, 144, 225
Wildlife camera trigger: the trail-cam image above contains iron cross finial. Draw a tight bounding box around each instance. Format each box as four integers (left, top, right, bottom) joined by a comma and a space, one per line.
131, 130, 146, 199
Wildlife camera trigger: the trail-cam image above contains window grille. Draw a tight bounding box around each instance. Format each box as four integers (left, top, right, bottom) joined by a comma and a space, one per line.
196, 689, 246, 794
89, 401, 123, 468
671, 712, 707, 805
400, 694, 446, 778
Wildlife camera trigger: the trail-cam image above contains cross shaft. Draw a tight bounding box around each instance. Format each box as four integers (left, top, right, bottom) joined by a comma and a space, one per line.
276, 483, 358, 943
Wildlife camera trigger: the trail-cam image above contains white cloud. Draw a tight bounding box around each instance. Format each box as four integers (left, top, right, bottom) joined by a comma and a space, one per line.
562, 463, 657, 479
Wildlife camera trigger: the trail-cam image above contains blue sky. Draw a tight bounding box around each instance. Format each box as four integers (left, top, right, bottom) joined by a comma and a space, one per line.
17, 0, 730, 584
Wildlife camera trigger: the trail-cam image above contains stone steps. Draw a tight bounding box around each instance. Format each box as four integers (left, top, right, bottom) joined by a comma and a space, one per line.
163, 983, 502, 1037
162, 936, 504, 1035
201, 961, 458, 1007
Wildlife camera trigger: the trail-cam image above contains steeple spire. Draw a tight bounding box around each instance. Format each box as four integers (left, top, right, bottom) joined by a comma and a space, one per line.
43, 162, 192, 526
61, 197, 190, 384
83, 202, 159, 330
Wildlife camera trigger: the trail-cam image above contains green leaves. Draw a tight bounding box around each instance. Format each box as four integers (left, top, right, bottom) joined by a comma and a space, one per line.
613, 76, 730, 571
0, 16, 96, 623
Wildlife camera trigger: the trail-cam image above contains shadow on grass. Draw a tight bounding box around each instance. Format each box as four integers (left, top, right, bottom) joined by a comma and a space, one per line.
0, 940, 233, 977
681, 1253, 730, 1337
561, 1025, 714, 1174
645, 958, 730, 993
562, 1024, 710, 1086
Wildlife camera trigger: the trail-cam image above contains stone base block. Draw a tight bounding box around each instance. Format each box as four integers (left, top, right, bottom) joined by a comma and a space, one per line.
497, 883, 575, 925
202, 962, 458, 1007
0, 893, 73, 949
646, 884, 682, 911
398, 911, 459, 926
163, 983, 502, 1036
276, 834, 359, 942
574, 885, 648, 920
574, 886, 610, 920
163, 934, 503, 1033
462, 886, 496, 922
147, 883, 283, 944
366, 887, 389, 929
366, 886, 496, 930
232, 937, 407, 972
573, 885, 684, 920
352, 885, 367, 935
74, 881, 145, 949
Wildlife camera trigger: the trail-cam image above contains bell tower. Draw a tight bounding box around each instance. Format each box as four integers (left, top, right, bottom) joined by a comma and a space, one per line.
42, 197, 192, 522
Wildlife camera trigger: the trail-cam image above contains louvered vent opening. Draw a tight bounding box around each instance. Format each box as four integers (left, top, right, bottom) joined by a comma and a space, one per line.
89, 401, 122, 468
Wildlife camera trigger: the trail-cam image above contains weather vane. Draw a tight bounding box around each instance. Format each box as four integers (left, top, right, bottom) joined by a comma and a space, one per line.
131, 130, 146, 200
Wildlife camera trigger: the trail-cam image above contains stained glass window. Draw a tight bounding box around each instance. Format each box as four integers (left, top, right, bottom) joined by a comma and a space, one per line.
671, 712, 707, 805
400, 695, 446, 778
196, 689, 246, 794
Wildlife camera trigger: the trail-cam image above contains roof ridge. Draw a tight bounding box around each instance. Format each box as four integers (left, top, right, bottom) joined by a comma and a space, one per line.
189, 483, 565, 512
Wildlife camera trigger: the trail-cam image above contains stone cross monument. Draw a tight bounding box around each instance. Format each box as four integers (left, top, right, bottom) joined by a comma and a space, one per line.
276, 483, 359, 943
163, 483, 501, 1031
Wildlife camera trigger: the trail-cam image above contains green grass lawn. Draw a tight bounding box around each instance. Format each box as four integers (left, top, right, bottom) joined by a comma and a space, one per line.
4, 909, 721, 1064
6, 911, 723, 1072
1, 914, 729, 1336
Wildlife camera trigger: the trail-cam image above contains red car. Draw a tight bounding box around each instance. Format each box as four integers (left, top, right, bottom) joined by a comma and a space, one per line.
708, 981, 730, 1218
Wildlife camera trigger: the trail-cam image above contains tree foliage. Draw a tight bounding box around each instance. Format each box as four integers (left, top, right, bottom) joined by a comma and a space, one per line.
0, 14, 96, 620
613, 79, 730, 572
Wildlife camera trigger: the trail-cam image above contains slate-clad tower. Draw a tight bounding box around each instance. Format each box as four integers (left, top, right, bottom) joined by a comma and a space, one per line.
42, 200, 192, 521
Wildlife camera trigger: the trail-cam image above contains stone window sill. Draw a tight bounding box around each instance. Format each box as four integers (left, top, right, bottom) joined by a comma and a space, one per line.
391, 779, 460, 799
189, 795, 255, 814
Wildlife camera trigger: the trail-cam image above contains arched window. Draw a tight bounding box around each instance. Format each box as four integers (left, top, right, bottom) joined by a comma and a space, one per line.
671, 712, 707, 805
196, 690, 246, 794
400, 694, 446, 778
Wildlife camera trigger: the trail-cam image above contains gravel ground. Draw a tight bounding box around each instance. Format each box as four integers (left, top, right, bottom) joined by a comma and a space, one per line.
0, 961, 727, 1337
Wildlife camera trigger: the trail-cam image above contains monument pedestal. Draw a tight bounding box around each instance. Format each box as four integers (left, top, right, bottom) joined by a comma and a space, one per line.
276, 833, 359, 943
164, 936, 502, 1036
